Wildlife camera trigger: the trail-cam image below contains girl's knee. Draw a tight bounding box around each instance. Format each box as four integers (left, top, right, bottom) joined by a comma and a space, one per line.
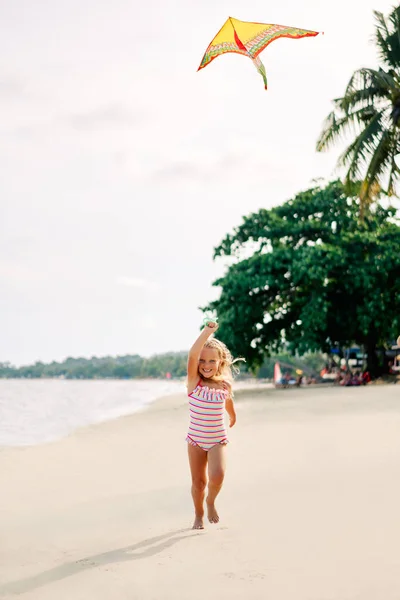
209, 470, 224, 487
192, 478, 207, 492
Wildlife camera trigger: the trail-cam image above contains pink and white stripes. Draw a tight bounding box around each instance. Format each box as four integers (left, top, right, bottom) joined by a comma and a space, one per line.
186, 382, 228, 451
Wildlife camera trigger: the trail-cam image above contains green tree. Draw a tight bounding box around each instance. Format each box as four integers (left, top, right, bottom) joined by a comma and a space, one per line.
316, 7, 400, 216
204, 180, 400, 376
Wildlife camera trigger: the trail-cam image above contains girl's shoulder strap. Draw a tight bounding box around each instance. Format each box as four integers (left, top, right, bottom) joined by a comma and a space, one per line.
187, 378, 202, 396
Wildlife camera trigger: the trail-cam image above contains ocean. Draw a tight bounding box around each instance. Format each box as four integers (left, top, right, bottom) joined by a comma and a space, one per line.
0, 379, 185, 447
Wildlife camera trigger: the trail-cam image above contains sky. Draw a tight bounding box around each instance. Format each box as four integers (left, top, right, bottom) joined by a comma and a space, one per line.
0, 0, 396, 366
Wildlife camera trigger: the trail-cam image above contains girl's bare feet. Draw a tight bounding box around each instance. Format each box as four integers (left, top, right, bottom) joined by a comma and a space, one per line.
206, 500, 220, 524
192, 515, 205, 530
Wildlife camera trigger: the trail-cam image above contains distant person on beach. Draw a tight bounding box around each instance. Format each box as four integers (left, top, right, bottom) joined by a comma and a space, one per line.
186, 320, 240, 530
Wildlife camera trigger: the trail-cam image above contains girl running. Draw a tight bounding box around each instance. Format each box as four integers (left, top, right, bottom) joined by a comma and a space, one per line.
186, 320, 241, 530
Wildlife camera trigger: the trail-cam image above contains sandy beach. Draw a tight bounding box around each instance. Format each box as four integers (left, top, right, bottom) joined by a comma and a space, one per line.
1, 384, 400, 599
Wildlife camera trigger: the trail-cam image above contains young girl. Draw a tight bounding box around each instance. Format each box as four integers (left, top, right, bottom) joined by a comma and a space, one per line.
186, 320, 240, 530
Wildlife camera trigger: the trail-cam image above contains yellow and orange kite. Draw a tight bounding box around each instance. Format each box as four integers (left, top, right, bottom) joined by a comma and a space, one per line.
198, 17, 320, 90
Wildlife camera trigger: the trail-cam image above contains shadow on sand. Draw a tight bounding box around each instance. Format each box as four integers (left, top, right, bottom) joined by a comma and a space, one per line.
1, 528, 200, 596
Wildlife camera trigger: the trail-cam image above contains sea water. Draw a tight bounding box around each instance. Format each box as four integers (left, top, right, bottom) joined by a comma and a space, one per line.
0, 378, 184, 447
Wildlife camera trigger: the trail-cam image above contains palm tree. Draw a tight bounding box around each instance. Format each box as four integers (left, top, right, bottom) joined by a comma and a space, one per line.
316, 6, 400, 217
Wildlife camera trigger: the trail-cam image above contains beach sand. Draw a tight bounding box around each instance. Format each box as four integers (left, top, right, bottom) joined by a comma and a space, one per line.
1, 384, 400, 599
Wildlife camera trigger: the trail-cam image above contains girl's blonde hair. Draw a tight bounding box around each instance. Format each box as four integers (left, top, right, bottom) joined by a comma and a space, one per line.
201, 337, 245, 384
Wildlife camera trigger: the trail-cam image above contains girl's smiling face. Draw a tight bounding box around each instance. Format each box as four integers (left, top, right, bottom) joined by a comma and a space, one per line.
198, 347, 220, 379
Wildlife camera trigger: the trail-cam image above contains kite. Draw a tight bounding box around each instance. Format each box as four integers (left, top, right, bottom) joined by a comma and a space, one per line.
198, 17, 321, 90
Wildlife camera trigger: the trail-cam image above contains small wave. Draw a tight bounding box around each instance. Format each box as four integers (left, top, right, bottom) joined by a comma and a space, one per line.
0, 379, 184, 447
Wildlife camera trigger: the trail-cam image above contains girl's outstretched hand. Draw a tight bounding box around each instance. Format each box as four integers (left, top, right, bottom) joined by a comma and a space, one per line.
204, 320, 218, 332
229, 414, 236, 428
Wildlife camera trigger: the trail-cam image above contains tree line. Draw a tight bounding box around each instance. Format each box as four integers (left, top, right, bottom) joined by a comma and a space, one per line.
0, 353, 188, 380
0, 352, 325, 380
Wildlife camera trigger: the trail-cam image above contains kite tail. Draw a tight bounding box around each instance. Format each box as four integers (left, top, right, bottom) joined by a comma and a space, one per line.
252, 56, 268, 90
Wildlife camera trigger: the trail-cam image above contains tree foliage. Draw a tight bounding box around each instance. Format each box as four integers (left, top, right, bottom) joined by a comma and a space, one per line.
0, 353, 188, 380
316, 6, 400, 214
204, 180, 400, 375
0, 352, 325, 381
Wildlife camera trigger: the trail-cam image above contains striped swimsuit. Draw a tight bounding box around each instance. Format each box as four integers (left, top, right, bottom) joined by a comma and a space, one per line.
186, 381, 229, 451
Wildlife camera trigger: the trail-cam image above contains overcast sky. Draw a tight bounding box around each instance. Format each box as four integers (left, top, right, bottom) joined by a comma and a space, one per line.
0, 0, 395, 365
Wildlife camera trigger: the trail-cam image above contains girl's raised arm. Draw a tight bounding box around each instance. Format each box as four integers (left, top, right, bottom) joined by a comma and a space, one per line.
187, 321, 218, 391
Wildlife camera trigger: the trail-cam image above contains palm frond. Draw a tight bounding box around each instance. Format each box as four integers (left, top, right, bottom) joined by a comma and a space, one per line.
360, 129, 393, 208
316, 110, 340, 151
316, 104, 384, 152
373, 10, 395, 67
374, 7, 400, 69
387, 135, 400, 196
368, 127, 400, 196
388, 5, 400, 43
338, 110, 385, 180
337, 138, 364, 181
341, 68, 396, 111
